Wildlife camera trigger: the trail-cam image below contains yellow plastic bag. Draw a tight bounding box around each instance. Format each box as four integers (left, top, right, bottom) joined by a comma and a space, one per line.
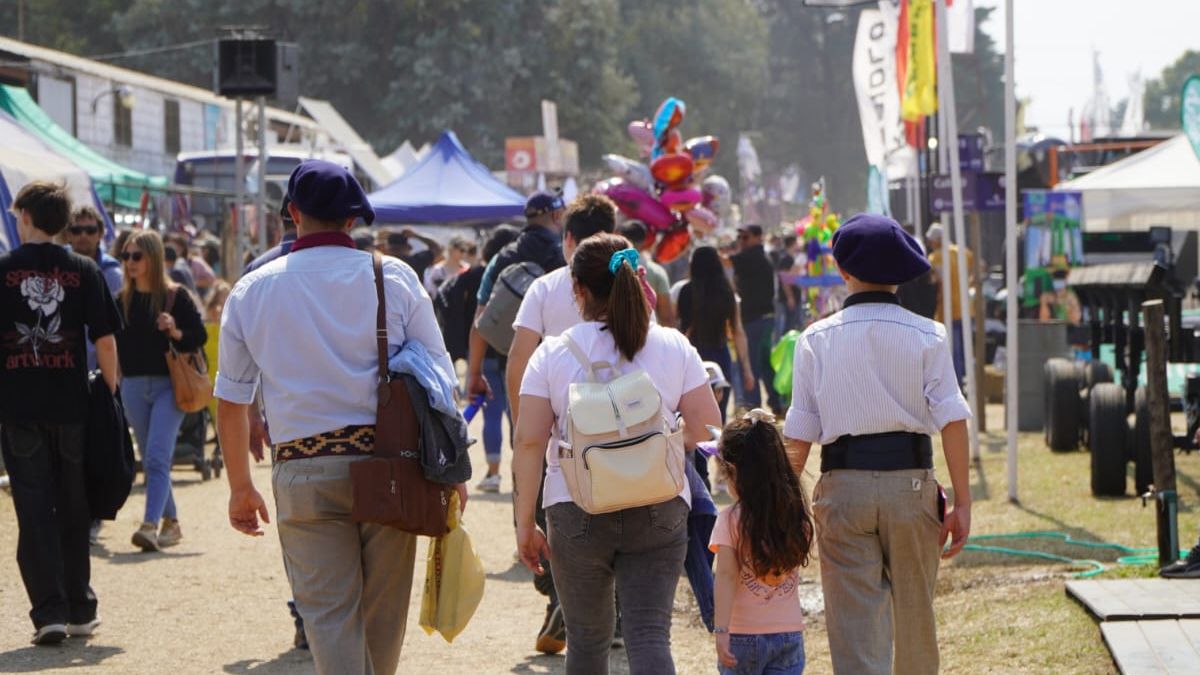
418, 491, 485, 643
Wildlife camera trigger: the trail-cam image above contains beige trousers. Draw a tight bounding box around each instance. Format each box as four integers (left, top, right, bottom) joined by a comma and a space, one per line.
273, 455, 417, 675
812, 468, 942, 675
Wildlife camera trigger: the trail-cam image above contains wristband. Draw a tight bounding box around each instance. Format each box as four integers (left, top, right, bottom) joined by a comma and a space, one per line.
713, 626, 729, 634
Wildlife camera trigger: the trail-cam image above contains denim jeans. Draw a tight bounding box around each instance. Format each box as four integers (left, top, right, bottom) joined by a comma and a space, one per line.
481, 357, 510, 463
122, 376, 185, 524
547, 497, 689, 674
1, 422, 97, 629
719, 631, 806, 675
742, 316, 780, 410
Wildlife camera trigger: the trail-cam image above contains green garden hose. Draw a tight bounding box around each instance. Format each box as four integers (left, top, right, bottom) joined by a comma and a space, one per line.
962, 531, 1186, 578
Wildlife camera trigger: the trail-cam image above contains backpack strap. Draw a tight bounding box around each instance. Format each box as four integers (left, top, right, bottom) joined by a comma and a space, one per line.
563, 335, 625, 383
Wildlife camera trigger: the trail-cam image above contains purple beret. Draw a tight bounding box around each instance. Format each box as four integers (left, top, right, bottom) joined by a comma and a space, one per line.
831, 213, 930, 285
287, 160, 375, 225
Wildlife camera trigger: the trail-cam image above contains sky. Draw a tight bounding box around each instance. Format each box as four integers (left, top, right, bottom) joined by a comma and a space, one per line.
975, 0, 1200, 137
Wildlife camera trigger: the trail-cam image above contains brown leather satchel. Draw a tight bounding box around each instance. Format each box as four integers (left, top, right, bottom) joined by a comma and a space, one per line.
349, 251, 450, 537
163, 289, 213, 413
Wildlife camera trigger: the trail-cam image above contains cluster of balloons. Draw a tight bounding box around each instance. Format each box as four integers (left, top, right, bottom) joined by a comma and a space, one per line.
596, 97, 732, 262
794, 182, 843, 315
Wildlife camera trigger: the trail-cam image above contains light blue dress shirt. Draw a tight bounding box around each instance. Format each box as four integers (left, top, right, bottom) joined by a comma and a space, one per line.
215, 245, 455, 444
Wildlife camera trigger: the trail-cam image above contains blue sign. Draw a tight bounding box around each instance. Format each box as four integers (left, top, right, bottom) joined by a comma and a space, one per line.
958, 134, 985, 173
930, 172, 1006, 213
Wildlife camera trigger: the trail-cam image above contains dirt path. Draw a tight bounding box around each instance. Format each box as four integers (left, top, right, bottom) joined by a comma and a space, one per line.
0, 417, 828, 674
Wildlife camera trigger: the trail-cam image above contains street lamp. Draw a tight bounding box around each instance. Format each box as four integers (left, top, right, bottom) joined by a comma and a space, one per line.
90, 84, 135, 114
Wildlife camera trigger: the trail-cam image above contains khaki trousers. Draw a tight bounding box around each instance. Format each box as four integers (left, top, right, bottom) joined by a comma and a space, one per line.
273, 455, 417, 675
812, 468, 942, 675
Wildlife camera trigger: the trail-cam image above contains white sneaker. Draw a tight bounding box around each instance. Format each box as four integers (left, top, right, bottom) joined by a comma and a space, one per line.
0, 474, 9, 490
31, 624, 67, 646
476, 474, 502, 493
67, 618, 101, 637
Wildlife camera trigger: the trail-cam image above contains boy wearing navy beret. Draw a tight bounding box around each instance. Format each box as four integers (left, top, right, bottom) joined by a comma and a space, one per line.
783, 214, 972, 674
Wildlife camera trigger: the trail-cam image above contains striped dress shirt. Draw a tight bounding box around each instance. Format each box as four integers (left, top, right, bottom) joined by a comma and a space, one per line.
783, 294, 972, 445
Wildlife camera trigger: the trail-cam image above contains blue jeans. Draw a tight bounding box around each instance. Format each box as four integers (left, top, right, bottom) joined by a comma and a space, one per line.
481, 357, 510, 463
720, 631, 806, 675
122, 376, 184, 523
742, 316, 780, 410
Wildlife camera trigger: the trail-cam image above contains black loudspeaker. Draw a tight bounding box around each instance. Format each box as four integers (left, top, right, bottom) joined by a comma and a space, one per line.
215, 38, 277, 97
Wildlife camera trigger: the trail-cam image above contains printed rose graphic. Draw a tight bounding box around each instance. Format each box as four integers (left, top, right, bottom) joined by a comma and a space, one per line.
21, 276, 65, 316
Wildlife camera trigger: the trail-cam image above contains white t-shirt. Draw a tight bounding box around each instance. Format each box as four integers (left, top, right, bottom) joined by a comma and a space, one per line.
512, 266, 581, 338
521, 321, 709, 509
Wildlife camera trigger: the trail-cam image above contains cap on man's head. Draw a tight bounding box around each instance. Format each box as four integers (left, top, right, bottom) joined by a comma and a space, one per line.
525, 190, 565, 219
349, 226, 376, 251
832, 213, 931, 285
925, 223, 944, 241
287, 160, 375, 225
737, 224, 764, 238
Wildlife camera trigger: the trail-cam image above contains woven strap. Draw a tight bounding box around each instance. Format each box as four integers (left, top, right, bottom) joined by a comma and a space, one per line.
373, 251, 388, 382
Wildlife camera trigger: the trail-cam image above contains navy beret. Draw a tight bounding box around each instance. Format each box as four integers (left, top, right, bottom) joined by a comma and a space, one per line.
287, 160, 375, 225
525, 190, 565, 218
831, 213, 930, 285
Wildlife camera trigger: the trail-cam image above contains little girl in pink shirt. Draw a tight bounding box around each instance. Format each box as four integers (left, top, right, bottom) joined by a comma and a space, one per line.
710, 409, 814, 674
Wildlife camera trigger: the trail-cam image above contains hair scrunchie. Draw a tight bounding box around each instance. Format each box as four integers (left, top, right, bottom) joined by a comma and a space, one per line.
608, 248, 640, 276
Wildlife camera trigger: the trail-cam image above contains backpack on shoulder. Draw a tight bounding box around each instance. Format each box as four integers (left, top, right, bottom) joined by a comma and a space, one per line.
556, 335, 685, 515
474, 261, 543, 354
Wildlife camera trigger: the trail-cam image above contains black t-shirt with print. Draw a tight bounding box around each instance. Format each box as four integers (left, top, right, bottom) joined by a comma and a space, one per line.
0, 243, 121, 424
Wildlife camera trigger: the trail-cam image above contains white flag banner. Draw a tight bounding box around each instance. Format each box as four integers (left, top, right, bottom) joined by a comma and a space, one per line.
853, 8, 913, 179
948, 0, 975, 54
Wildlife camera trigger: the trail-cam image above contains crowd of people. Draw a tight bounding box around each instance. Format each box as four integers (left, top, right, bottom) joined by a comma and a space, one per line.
1, 165, 976, 675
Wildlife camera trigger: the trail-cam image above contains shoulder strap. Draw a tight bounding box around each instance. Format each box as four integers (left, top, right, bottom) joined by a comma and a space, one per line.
373, 251, 388, 382
166, 287, 178, 314
563, 334, 626, 383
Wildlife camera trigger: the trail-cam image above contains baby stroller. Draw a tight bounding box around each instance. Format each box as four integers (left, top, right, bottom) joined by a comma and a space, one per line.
173, 408, 222, 480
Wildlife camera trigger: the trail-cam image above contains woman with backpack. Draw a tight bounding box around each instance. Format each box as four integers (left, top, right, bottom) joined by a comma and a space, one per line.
513, 233, 722, 674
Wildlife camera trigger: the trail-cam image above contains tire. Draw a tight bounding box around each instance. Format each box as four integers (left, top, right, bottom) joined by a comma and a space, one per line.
1133, 387, 1154, 496
1090, 383, 1130, 496
1085, 361, 1114, 389
1046, 358, 1082, 451
199, 460, 212, 482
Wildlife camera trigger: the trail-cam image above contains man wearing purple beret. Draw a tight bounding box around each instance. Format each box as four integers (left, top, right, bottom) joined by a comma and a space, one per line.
782, 214, 973, 674
214, 160, 460, 674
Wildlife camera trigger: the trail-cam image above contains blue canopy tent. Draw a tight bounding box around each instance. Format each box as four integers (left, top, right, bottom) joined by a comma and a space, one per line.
368, 131, 526, 224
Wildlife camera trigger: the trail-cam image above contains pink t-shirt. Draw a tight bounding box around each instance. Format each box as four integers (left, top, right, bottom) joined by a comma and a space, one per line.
709, 505, 806, 635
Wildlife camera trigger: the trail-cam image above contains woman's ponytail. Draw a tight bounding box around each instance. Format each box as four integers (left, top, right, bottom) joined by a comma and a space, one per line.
607, 256, 650, 361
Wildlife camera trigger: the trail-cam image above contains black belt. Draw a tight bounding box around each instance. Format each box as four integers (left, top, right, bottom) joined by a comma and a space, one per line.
820, 432, 932, 472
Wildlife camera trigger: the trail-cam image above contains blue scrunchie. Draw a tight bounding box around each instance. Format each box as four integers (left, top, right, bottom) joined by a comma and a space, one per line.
608, 248, 640, 275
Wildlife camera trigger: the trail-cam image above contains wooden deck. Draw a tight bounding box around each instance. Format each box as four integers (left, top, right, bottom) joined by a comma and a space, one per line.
1068, 579, 1200, 674
1101, 621, 1200, 674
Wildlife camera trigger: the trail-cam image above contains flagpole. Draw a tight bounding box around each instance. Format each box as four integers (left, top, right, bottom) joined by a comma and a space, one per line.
1003, 0, 1019, 502
935, 0, 980, 460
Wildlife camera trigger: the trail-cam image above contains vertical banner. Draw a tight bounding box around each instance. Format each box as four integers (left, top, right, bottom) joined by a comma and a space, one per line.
947, 0, 975, 54
901, 0, 938, 122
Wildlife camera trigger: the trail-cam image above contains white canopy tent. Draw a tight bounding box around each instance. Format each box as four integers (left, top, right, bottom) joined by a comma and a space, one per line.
0, 110, 104, 252
1057, 134, 1200, 231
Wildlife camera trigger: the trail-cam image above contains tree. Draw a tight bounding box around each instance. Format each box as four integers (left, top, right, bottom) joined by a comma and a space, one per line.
1144, 49, 1200, 130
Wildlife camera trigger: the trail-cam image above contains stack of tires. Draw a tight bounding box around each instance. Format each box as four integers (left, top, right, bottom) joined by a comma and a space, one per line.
1042, 357, 1152, 497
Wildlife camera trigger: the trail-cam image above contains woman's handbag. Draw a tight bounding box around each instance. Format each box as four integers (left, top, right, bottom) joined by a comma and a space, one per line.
164, 290, 213, 413
349, 251, 450, 537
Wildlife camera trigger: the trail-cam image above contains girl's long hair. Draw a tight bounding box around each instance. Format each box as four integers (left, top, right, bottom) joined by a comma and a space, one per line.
719, 411, 813, 578
118, 229, 174, 319
571, 233, 650, 362
685, 246, 736, 347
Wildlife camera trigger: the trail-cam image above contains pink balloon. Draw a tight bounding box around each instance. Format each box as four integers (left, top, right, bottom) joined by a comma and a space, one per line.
685, 206, 719, 233
660, 187, 703, 213
603, 179, 675, 231
627, 120, 655, 157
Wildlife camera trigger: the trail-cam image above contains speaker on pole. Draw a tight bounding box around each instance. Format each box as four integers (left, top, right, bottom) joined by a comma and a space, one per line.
215, 38, 278, 98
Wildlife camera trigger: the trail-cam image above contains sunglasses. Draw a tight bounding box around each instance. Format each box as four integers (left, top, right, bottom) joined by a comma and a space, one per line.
120, 251, 144, 262
69, 225, 99, 235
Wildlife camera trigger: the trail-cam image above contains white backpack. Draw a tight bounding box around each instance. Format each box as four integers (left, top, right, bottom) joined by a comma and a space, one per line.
557, 335, 685, 515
